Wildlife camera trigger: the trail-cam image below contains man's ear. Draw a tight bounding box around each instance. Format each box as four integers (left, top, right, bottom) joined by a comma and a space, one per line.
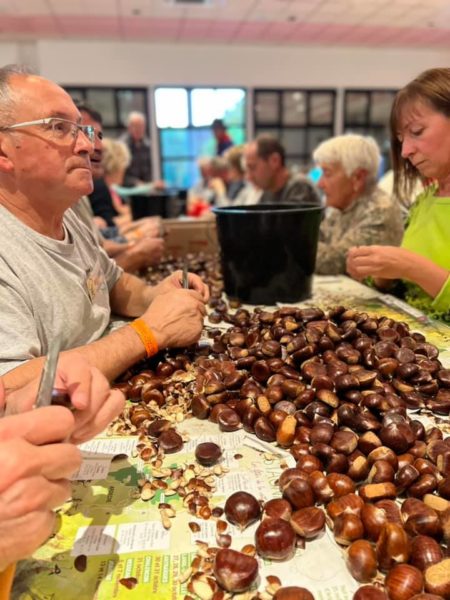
0, 135, 15, 173
268, 152, 282, 170
352, 168, 368, 194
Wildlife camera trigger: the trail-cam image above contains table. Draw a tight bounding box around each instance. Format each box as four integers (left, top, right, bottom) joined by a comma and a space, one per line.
12, 276, 450, 600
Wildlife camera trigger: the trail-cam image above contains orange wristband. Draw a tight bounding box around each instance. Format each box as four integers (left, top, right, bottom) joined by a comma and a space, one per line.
129, 319, 159, 358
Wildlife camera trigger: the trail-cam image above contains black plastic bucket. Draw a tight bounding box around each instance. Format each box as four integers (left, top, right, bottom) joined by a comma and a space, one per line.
213, 203, 323, 305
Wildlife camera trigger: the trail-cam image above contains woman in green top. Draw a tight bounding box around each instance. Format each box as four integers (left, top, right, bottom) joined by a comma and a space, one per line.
347, 67, 450, 321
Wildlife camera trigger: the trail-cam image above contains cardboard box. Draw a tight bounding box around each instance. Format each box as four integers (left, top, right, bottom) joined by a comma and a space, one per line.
162, 217, 218, 257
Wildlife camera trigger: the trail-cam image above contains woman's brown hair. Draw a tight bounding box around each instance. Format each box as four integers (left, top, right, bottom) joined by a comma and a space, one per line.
390, 67, 450, 200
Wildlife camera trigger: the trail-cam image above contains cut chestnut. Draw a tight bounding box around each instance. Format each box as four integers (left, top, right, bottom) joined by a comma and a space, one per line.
224, 491, 261, 531
213, 548, 258, 593
290, 506, 325, 539
424, 558, 450, 598
255, 517, 296, 561
352, 585, 388, 599
195, 442, 222, 466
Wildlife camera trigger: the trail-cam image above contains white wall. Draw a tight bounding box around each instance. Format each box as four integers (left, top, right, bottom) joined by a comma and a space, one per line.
2, 39, 450, 88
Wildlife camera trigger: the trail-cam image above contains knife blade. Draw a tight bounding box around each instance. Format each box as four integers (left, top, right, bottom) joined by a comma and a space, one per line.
35, 338, 62, 409
182, 262, 189, 289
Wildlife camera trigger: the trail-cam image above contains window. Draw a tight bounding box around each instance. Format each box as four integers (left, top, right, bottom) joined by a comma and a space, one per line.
155, 87, 246, 189
254, 89, 336, 170
344, 89, 398, 171
64, 86, 148, 139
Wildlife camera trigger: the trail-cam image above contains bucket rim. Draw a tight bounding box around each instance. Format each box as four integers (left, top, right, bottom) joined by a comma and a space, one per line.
212, 203, 323, 215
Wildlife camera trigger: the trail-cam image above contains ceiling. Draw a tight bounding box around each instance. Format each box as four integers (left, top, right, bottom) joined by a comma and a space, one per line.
0, 0, 450, 49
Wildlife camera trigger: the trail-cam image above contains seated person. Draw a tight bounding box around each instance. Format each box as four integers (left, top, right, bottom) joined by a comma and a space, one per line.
0, 354, 124, 586
77, 104, 164, 272
0, 66, 208, 389
313, 134, 403, 274
213, 146, 261, 207
347, 67, 450, 321
243, 134, 321, 207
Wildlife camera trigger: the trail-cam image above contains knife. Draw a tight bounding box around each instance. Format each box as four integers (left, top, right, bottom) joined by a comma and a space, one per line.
35, 338, 62, 409
181, 261, 189, 289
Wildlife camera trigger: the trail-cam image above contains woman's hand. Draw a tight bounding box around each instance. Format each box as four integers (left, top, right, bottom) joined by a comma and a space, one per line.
346, 245, 413, 281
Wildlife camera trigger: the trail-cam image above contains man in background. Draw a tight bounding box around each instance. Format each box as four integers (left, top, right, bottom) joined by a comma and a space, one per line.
211, 118, 233, 156
244, 134, 321, 207
121, 111, 152, 186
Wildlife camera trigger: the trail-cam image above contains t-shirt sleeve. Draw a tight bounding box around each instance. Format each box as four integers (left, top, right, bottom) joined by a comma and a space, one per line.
432, 274, 450, 313
0, 266, 42, 375
98, 243, 124, 291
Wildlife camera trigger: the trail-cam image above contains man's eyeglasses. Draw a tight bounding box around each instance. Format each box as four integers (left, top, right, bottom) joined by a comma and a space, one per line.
0, 117, 95, 144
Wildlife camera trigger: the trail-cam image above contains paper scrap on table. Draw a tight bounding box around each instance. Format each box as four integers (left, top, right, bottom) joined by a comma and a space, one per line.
79, 436, 138, 457
71, 456, 112, 481
72, 522, 170, 556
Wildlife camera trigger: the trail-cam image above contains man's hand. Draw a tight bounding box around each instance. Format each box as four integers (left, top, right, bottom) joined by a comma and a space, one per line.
0, 406, 81, 570
116, 237, 164, 272
152, 270, 210, 303
4, 354, 125, 444
142, 289, 207, 349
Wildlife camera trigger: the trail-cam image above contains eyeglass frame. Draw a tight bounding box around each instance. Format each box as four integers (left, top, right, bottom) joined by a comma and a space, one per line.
0, 117, 96, 144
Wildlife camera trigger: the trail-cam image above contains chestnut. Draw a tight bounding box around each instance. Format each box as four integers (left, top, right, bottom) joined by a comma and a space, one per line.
273, 587, 314, 600
195, 442, 222, 466
213, 548, 258, 593
217, 407, 242, 432
224, 491, 261, 531
346, 539, 378, 582
158, 429, 183, 453
410, 535, 444, 571
263, 498, 293, 521
352, 585, 388, 600
290, 506, 326, 539
333, 513, 364, 545
282, 477, 315, 510
385, 564, 424, 600
255, 517, 296, 561
376, 523, 410, 572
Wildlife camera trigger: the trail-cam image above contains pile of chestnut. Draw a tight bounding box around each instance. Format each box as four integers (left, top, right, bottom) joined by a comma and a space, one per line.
114, 304, 450, 599
188, 306, 450, 599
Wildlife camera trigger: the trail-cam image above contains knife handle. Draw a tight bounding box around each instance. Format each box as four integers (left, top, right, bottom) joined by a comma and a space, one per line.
0, 563, 16, 600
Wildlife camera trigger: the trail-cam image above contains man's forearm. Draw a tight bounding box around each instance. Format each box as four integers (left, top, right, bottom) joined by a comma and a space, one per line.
3, 324, 147, 392
109, 273, 155, 317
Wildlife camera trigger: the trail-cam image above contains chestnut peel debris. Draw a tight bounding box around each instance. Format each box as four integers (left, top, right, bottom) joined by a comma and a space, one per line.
213, 548, 258, 593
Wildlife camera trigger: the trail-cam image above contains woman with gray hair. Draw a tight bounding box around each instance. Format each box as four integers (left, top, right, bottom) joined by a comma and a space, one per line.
313, 134, 403, 275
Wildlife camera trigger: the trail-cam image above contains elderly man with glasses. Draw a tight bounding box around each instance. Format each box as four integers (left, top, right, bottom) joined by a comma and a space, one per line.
0, 65, 209, 391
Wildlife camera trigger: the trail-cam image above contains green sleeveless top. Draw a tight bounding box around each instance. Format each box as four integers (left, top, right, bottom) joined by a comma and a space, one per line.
401, 184, 450, 321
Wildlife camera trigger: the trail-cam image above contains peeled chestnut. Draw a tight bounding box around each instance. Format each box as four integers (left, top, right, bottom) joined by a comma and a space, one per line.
213, 548, 258, 593
346, 539, 377, 582
255, 517, 296, 561
195, 442, 222, 466
224, 491, 261, 531
273, 587, 314, 600
385, 564, 424, 600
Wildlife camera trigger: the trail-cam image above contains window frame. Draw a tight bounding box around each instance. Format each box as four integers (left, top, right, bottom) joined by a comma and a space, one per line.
253, 88, 337, 166
155, 85, 247, 188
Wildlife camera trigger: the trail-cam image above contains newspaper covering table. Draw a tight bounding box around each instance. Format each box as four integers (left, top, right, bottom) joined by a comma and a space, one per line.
12, 276, 450, 600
